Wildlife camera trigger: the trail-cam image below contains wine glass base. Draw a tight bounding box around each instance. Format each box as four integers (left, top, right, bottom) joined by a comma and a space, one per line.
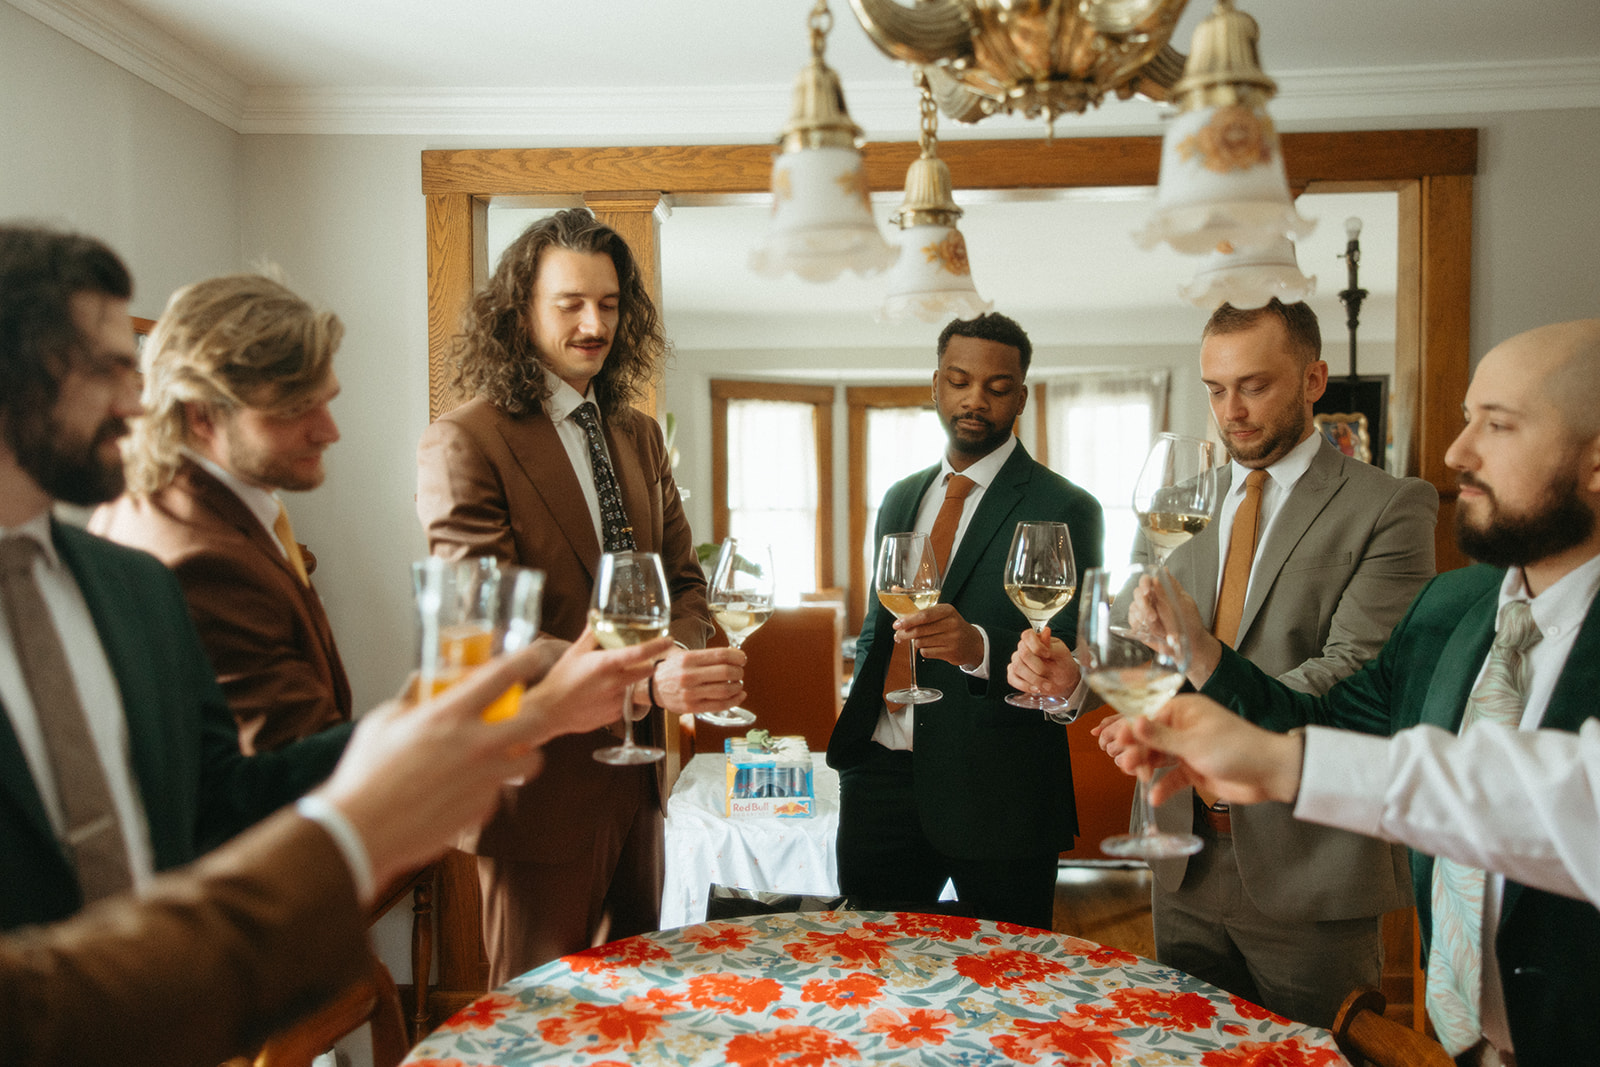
698, 707, 757, 727
593, 744, 666, 766
1005, 692, 1070, 712
886, 685, 942, 705
1100, 831, 1203, 860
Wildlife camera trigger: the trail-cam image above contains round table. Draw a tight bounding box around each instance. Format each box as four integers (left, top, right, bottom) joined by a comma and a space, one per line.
405, 911, 1348, 1066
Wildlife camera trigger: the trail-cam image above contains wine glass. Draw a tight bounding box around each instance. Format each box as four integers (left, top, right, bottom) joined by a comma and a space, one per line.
699, 538, 774, 728
875, 531, 943, 705
412, 558, 544, 722
1133, 433, 1217, 567
1079, 564, 1202, 860
1003, 521, 1077, 718
590, 550, 671, 765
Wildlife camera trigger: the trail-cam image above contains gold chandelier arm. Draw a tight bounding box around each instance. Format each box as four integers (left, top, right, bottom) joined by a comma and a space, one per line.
846, 0, 974, 66
924, 64, 992, 124
1119, 42, 1188, 103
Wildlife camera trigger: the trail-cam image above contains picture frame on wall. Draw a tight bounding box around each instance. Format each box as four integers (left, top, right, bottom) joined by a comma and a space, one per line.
1314, 374, 1388, 469
1313, 411, 1372, 465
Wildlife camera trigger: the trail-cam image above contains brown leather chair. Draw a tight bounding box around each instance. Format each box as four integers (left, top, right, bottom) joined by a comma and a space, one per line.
1330, 989, 1452, 1067
1057, 702, 1137, 862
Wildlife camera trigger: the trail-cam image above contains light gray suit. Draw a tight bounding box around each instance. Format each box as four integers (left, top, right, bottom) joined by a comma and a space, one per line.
1140, 437, 1438, 1025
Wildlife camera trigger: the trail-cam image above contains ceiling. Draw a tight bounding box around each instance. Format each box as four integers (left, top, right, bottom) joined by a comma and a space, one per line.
13, 0, 1598, 350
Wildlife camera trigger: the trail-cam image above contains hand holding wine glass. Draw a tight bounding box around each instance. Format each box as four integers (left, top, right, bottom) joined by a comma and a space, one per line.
876, 531, 943, 705
1002, 521, 1077, 718
1134, 433, 1218, 567
590, 550, 671, 765
1079, 564, 1203, 860
699, 538, 774, 728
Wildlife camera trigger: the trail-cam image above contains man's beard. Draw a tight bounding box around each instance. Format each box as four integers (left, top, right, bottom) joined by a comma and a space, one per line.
1221, 404, 1309, 467
14, 415, 127, 506
945, 412, 1014, 458
1456, 468, 1596, 568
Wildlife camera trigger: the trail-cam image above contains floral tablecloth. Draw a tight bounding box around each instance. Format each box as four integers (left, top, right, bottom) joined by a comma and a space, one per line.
405, 911, 1348, 1066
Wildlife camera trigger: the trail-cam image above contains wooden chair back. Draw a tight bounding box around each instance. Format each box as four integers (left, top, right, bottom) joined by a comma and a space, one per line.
1330, 988, 1452, 1067
249, 954, 408, 1067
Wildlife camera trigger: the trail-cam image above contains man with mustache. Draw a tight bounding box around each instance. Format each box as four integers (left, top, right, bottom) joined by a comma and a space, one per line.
826, 312, 1103, 929
416, 209, 743, 981
1106, 319, 1600, 1066
92, 275, 352, 754
1014, 299, 1439, 1025
0, 224, 350, 933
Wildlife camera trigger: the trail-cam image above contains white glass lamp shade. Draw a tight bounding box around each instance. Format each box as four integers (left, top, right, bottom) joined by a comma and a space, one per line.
1179, 234, 1315, 310
1135, 103, 1314, 256
750, 146, 897, 282
878, 223, 991, 323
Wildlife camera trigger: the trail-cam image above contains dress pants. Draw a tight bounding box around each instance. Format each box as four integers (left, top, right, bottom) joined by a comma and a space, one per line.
1153, 816, 1384, 1028
837, 744, 1059, 931
476, 762, 663, 986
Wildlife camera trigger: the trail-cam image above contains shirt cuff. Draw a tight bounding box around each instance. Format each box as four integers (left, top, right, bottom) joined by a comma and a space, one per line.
959, 624, 991, 679
296, 793, 375, 906
1293, 725, 1389, 836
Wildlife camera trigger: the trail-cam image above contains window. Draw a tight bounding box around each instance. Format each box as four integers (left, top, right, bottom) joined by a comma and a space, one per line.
711, 381, 833, 604
1039, 370, 1170, 564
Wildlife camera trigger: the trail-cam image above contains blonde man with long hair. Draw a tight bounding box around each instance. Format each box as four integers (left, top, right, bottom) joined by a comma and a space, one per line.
93, 273, 351, 754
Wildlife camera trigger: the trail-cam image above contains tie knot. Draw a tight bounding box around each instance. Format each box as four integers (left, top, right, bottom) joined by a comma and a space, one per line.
1494, 600, 1542, 655
0, 535, 41, 578
573, 402, 600, 429
944, 474, 976, 501
1242, 468, 1268, 495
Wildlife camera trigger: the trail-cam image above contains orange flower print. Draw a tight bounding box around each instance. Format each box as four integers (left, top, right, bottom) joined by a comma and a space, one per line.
862, 1007, 955, 1049
536, 989, 679, 1054
1200, 1036, 1346, 1066
1177, 105, 1275, 174
785, 926, 896, 967
802, 971, 887, 1009
836, 167, 870, 211
890, 912, 981, 942
990, 1011, 1126, 1065
993, 922, 1041, 937
1230, 994, 1292, 1024
725, 1025, 860, 1067
1106, 986, 1218, 1031
440, 993, 518, 1031
922, 230, 972, 276
566, 937, 672, 974
1082, 944, 1139, 968
685, 972, 784, 1014
952, 947, 1071, 990
406, 1060, 472, 1067
683, 923, 756, 954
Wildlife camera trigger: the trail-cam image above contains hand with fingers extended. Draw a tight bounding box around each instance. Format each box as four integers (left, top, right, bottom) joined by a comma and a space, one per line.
1125, 694, 1304, 808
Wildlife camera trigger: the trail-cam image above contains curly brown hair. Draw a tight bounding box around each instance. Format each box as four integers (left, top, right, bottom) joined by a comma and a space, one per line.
449, 209, 665, 418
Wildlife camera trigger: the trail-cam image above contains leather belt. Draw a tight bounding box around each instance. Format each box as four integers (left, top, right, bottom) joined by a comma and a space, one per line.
1195, 802, 1232, 835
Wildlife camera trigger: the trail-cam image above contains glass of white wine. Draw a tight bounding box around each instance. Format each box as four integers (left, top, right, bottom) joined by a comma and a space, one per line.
589, 550, 671, 765
1079, 564, 1202, 859
875, 531, 943, 705
700, 538, 774, 728
1002, 521, 1077, 718
1133, 433, 1217, 567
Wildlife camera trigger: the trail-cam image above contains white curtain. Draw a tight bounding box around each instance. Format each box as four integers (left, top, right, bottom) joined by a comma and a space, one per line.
727, 399, 817, 603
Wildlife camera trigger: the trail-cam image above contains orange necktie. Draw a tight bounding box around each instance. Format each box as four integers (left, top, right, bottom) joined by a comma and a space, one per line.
882, 474, 975, 709
1212, 468, 1267, 647
273, 501, 311, 586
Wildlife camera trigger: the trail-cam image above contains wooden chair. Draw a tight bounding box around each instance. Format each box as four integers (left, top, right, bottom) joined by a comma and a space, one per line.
245, 954, 409, 1067
1330, 989, 1452, 1067
1057, 702, 1137, 862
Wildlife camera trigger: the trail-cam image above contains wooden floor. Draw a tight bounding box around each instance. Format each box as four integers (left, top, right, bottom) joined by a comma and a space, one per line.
1052, 863, 1154, 959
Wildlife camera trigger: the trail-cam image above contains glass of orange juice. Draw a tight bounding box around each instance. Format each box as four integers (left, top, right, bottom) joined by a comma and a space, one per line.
412, 559, 544, 721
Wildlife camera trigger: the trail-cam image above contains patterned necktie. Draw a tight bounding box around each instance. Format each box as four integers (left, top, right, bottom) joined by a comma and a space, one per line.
1212, 468, 1267, 647
1424, 599, 1543, 1055
273, 501, 310, 586
881, 474, 975, 710
0, 536, 135, 904
572, 402, 636, 552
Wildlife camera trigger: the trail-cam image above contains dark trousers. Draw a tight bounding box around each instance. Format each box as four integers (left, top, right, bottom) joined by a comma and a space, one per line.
836, 744, 1059, 931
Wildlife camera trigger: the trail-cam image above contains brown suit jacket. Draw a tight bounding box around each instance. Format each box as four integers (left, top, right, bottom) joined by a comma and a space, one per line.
90, 460, 352, 754
1, 809, 368, 1067
417, 397, 712, 862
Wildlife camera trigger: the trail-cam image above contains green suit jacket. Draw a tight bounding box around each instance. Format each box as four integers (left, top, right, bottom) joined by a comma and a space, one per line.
0, 522, 350, 931
1202, 562, 1600, 1065
827, 444, 1103, 860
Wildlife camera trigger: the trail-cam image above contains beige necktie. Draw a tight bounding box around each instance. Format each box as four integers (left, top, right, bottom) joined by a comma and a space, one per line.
882, 474, 975, 710
1212, 468, 1267, 647
273, 501, 310, 586
1425, 600, 1542, 1055
0, 536, 135, 904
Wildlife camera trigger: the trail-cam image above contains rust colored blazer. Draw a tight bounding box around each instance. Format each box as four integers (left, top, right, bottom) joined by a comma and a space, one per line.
417, 397, 712, 862
1, 809, 368, 1067
90, 460, 352, 754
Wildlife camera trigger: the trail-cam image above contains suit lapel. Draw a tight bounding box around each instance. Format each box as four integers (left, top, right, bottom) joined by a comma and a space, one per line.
0, 697, 57, 861
1175, 466, 1228, 626
944, 447, 1030, 600
495, 410, 602, 581
1235, 443, 1344, 644
605, 411, 655, 552
1419, 581, 1499, 730
1538, 589, 1600, 732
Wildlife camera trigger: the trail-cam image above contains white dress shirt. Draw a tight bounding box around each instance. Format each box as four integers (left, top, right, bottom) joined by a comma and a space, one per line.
0, 512, 156, 890
1210, 430, 1322, 609
545, 378, 613, 549
871, 435, 1016, 750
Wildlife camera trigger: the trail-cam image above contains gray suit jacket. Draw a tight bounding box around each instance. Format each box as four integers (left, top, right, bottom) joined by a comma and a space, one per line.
1146, 438, 1438, 921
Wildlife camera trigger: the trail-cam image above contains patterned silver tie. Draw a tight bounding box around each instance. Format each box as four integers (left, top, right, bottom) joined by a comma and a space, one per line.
572, 402, 637, 552
1424, 599, 1542, 1055
0, 536, 135, 904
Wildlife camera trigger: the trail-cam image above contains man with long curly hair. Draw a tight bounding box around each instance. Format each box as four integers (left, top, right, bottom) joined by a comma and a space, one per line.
416, 208, 745, 980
